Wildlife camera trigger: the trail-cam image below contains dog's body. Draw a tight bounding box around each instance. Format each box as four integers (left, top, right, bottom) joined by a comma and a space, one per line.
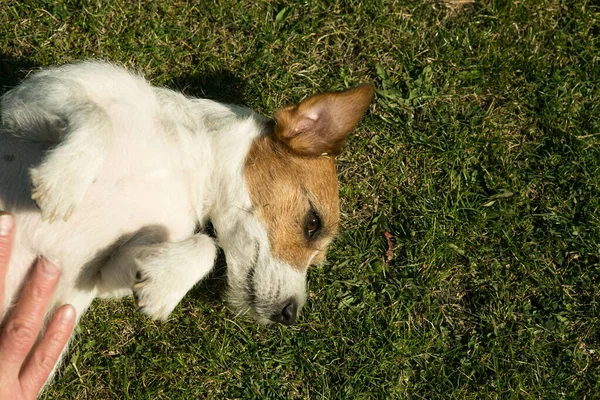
0, 61, 372, 381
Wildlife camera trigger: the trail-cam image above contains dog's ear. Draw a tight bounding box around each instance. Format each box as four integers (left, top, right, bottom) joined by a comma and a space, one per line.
274, 84, 374, 157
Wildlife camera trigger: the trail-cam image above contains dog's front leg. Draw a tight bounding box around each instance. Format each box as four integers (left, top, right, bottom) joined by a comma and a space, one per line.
133, 234, 218, 320
99, 234, 217, 321
29, 103, 111, 223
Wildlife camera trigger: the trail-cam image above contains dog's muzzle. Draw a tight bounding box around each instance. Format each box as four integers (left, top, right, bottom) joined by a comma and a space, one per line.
245, 242, 302, 325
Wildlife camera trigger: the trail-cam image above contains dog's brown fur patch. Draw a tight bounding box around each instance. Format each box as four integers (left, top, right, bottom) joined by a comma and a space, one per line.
245, 135, 339, 271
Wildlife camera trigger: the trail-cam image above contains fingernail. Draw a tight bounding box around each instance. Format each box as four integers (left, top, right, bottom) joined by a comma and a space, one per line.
0, 214, 14, 237
40, 256, 61, 277
60, 305, 76, 324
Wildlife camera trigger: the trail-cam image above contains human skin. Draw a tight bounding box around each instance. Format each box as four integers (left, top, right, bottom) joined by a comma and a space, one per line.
0, 213, 76, 399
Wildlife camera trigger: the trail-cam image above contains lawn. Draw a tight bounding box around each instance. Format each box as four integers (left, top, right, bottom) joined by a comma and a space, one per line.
1, 0, 599, 398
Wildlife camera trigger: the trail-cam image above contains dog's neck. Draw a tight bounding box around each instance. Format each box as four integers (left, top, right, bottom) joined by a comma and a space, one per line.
181, 102, 269, 231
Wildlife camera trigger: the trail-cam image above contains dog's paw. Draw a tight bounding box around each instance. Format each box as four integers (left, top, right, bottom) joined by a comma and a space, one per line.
30, 160, 89, 223
129, 236, 216, 321
132, 265, 188, 321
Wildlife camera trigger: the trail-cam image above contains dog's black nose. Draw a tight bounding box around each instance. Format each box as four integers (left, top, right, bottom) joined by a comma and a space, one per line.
271, 299, 298, 325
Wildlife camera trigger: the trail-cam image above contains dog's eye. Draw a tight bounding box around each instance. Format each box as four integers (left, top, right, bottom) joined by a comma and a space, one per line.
305, 211, 321, 238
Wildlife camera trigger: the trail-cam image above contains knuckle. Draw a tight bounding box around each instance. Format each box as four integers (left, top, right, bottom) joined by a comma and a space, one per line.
32, 331, 68, 372
29, 280, 52, 300
33, 348, 56, 371
3, 319, 37, 349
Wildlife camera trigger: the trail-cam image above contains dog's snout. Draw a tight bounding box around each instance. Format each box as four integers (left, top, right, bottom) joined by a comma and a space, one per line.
271, 299, 298, 325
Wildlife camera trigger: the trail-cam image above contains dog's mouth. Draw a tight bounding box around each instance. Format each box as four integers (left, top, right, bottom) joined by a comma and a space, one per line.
245, 241, 260, 311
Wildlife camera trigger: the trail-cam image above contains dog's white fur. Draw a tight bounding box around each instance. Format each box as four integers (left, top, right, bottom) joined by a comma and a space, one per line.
0, 61, 308, 327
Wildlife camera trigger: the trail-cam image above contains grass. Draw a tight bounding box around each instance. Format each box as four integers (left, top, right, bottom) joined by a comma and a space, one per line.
1, 0, 600, 398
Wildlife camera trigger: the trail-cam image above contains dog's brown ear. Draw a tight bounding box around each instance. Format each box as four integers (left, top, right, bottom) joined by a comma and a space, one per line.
274, 84, 374, 157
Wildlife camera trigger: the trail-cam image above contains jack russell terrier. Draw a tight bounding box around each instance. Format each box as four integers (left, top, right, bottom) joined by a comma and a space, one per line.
0, 61, 373, 378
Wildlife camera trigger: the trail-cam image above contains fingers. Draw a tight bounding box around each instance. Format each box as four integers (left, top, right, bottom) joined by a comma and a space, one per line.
0, 216, 74, 398
0, 213, 16, 311
0, 258, 61, 374
20, 304, 76, 397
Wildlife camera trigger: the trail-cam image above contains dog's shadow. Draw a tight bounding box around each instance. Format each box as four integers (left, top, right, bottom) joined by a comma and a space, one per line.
188, 250, 229, 305
167, 69, 249, 106
187, 222, 229, 304
0, 54, 37, 95
1, 53, 249, 105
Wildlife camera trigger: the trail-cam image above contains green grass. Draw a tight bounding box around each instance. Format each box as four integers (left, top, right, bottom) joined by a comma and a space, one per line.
2, 0, 600, 398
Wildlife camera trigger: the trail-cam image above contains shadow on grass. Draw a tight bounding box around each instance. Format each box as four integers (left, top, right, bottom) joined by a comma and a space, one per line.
188, 250, 229, 305
0, 53, 249, 107
187, 222, 229, 305
0, 53, 37, 95
167, 69, 249, 106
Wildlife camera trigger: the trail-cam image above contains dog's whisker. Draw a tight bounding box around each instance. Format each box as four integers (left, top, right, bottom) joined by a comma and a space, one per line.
234, 205, 255, 214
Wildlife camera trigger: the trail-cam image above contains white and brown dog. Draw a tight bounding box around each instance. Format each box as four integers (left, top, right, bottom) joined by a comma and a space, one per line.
0, 61, 372, 372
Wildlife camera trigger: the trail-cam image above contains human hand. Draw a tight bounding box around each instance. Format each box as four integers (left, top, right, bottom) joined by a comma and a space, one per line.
0, 213, 76, 399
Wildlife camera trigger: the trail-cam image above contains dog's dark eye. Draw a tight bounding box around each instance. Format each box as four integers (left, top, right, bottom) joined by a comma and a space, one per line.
305, 211, 321, 238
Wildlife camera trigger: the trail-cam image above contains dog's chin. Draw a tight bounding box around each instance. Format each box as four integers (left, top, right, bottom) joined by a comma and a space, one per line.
225, 297, 272, 324
225, 291, 274, 324
244, 308, 276, 325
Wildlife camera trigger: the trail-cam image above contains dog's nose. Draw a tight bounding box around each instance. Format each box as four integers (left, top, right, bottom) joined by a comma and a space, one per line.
271, 299, 298, 325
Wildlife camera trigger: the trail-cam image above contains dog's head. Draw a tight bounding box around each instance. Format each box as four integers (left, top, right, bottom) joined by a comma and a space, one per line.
220, 84, 373, 325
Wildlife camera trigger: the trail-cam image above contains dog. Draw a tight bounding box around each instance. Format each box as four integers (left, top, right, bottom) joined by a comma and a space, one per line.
0, 61, 373, 380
